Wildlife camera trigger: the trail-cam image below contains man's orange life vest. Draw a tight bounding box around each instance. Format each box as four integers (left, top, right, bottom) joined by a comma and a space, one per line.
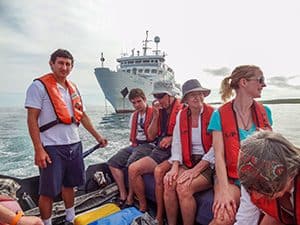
250, 174, 300, 225
130, 106, 153, 147
180, 104, 214, 168
36, 73, 83, 132
219, 100, 272, 179
157, 98, 183, 137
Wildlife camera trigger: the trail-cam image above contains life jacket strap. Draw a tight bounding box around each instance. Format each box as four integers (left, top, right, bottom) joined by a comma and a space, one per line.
39, 119, 60, 132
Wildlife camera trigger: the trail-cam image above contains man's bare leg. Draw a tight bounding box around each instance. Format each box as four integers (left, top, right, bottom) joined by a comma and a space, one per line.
39, 195, 53, 220
129, 157, 157, 212
109, 166, 127, 201
154, 160, 172, 225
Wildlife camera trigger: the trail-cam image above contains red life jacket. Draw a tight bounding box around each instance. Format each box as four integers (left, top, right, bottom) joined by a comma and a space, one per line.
158, 98, 183, 136
129, 106, 153, 147
250, 174, 300, 225
36, 73, 83, 132
219, 100, 272, 179
180, 104, 214, 168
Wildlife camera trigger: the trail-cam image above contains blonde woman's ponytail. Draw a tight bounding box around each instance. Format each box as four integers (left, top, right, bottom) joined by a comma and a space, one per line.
220, 76, 233, 102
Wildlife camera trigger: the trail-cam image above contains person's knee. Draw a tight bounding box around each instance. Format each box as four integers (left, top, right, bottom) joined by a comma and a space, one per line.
128, 162, 141, 177
176, 183, 191, 199
39, 195, 53, 202
154, 166, 165, 183
163, 181, 176, 193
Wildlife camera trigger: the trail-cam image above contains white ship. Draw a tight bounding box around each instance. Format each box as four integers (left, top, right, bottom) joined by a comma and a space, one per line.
94, 31, 180, 113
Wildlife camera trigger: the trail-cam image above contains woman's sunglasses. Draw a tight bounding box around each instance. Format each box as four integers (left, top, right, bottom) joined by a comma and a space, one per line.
247, 76, 265, 84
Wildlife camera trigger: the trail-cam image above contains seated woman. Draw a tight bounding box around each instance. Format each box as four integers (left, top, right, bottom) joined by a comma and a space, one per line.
236, 130, 300, 225
163, 79, 215, 225
208, 65, 273, 225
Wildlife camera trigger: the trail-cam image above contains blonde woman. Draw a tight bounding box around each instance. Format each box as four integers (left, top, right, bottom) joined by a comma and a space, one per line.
208, 65, 273, 225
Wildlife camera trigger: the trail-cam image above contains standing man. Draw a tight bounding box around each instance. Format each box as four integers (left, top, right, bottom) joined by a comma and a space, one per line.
25, 49, 107, 225
107, 88, 156, 208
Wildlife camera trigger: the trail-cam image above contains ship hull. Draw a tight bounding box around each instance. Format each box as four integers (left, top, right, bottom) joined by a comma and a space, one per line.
94, 67, 154, 113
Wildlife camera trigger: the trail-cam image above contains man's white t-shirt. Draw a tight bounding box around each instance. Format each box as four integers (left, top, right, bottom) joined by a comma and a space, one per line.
128, 112, 147, 141
25, 80, 81, 146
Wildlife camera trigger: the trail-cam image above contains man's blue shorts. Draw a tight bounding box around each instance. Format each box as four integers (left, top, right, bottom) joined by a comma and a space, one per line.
39, 142, 85, 197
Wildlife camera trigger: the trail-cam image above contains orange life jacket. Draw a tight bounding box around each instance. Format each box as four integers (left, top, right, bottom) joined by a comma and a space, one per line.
36, 73, 83, 132
158, 98, 183, 137
129, 106, 153, 147
180, 104, 214, 168
250, 174, 300, 225
219, 100, 272, 179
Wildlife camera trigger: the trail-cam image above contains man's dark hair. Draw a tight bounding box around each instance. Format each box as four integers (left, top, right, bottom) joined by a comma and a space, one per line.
128, 88, 146, 101
50, 49, 74, 65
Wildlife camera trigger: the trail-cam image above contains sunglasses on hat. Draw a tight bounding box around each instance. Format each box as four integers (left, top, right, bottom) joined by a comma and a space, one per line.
153, 93, 166, 99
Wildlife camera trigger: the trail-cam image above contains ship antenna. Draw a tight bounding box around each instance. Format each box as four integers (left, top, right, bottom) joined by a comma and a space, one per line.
100, 52, 105, 67
142, 30, 151, 56
153, 36, 160, 55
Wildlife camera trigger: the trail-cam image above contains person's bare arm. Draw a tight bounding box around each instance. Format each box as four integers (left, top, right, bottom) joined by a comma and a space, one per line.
80, 112, 107, 147
0, 204, 43, 225
27, 108, 51, 168
147, 106, 159, 140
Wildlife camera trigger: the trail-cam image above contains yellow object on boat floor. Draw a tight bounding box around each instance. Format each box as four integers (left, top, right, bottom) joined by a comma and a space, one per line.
74, 203, 120, 225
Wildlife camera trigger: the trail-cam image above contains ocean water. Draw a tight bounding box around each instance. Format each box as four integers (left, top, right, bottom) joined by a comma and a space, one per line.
0, 102, 299, 178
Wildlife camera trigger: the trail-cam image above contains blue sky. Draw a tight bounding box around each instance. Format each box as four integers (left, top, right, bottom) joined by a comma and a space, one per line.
1, 0, 300, 107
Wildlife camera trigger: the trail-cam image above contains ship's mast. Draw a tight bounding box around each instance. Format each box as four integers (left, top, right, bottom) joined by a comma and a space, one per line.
153, 36, 161, 55
100, 52, 105, 67
142, 30, 151, 56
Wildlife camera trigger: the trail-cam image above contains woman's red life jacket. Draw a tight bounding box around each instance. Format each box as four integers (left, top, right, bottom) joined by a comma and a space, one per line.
130, 106, 153, 147
36, 73, 83, 132
219, 100, 272, 179
250, 174, 300, 225
180, 104, 214, 168
157, 98, 183, 137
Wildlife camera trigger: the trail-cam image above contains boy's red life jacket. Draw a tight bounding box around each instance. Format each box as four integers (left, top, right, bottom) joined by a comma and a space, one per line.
36, 73, 83, 132
157, 98, 183, 137
180, 104, 214, 168
130, 106, 153, 147
219, 100, 272, 179
250, 174, 300, 225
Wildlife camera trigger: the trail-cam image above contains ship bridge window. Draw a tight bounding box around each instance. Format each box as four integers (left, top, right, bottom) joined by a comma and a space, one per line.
128, 61, 134, 64
143, 60, 150, 63
138, 69, 143, 73
126, 69, 131, 73
132, 68, 137, 74
151, 69, 157, 74
135, 60, 141, 63
144, 69, 150, 73
122, 69, 126, 72
158, 70, 163, 74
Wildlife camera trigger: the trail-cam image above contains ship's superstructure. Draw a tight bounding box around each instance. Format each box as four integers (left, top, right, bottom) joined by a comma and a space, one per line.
94, 31, 180, 113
